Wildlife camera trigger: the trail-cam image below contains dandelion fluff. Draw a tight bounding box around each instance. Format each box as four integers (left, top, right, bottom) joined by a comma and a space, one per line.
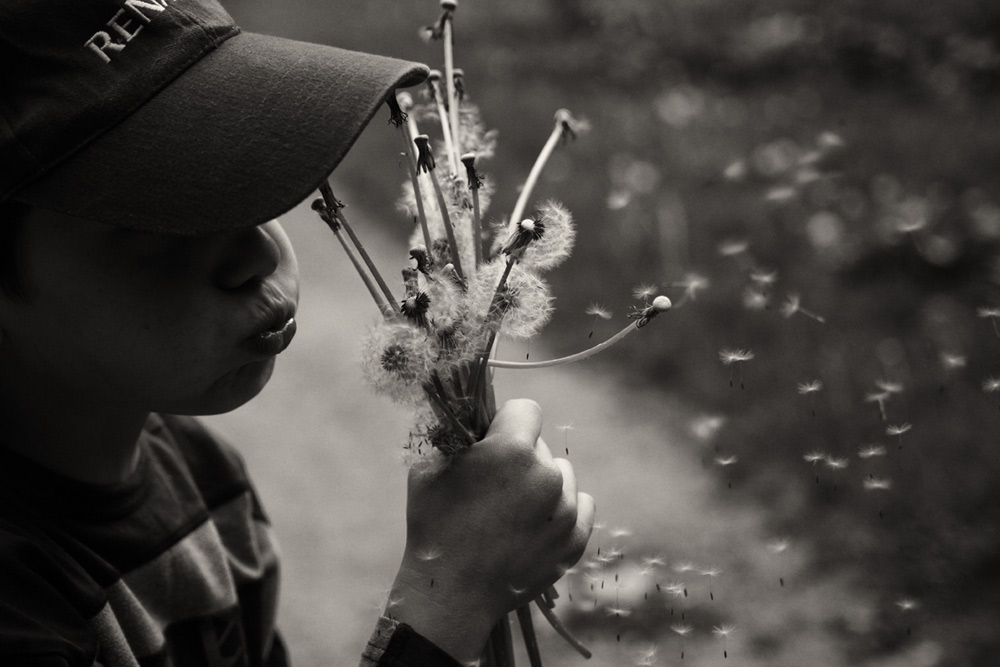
469, 259, 554, 339
517, 200, 576, 272
361, 321, 436, 403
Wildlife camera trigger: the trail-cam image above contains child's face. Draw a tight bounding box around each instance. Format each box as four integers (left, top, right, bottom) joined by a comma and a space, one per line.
0, 208, 300, 416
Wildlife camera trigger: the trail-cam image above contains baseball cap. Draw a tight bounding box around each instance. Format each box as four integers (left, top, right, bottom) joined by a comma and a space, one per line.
0, 0, 428, 234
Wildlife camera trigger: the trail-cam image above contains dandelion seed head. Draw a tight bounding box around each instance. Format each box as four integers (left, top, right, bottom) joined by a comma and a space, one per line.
886, 423, 912, 436
556, 424, 575, 433
610, 528, 633, 539
672, 561, 698, 574
864, 477, 892, 491
361, 322, 436, 403
720, 348, 754, 364
415, 546, 444, 561
983, 377, 1000, 393
606, 605, 632, 618
803, 451, 826, 463
858, 444, 887, 459
468, 259, 553, 339
517, 200, 576, 272
642, 556, 666, 568
585, 303, 613, 319
700, 567, 722, 577
634, 644, 658, 666
797, 380, 823, 395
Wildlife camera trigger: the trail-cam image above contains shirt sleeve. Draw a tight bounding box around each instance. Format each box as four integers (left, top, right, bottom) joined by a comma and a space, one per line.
360, 616, 463, 667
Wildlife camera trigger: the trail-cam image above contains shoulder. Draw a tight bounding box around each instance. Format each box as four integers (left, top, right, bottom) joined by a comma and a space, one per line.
0, 522, 100, 665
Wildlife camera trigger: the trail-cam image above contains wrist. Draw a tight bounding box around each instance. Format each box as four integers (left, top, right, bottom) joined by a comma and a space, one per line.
387, 564, 500, 664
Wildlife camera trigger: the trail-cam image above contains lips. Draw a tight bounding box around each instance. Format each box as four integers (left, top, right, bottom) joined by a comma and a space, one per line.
242, 302, 297, 356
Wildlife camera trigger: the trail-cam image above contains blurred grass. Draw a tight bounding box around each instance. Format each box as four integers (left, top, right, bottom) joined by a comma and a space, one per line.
222, 1, 1000, 664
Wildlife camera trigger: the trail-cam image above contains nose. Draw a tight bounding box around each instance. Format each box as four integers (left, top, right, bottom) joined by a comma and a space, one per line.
213, 225, 282, 290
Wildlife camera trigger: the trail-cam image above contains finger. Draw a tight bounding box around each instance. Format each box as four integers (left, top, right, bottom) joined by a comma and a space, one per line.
482, 398, 542, 450
553, 457, 576, 505
534, 436, 554, 462
575, 492, 596, 543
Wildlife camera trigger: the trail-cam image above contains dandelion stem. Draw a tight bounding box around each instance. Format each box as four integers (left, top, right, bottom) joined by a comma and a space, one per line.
534, 598, 593, 659
471, 186, 483, 265
427, 166, 465, 280
515, 606, 543, 667
321, 182, 398, 312
314, 199, 395, 319
424, 385, 477, 446
489, 319, 652, 369
430, 75, 459, 175
396, 117, 434, 251
510, 115, 566, 226
442, 17, 462, 176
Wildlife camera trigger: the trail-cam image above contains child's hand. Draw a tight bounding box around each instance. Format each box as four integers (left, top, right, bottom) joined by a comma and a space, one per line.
387, 399, 595, 663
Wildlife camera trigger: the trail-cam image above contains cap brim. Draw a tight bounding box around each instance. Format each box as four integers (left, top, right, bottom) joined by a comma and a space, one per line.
15, 32, 428, 234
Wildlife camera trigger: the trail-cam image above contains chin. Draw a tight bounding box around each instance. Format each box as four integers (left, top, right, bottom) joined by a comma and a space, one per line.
174, 358, 277, 416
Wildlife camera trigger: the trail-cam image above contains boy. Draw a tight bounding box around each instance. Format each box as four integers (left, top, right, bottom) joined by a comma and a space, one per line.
0, 1, 595, 665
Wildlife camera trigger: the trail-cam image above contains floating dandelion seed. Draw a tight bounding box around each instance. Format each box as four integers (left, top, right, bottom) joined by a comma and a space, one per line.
632, 284, 658, 302
669, 273, 710, 304
781, 294, 826, 323
858, 444, 887, 459
712, 625, 736, 658
817, 131, 844, 149
717, 239, 749, 257
797, 379, 823, 416
886, 423, 912, 450
742, 288, 770, 311
977, 306, 1000, 338
767, 538, 790, 586
720, 348, 754, 389
983, 377, 1000, 411
749, 269, 778, 286
556, 424, 574, 454
723, 159, 747, 181
714, 455, 738, 466
634, 644, 658, 667
865, 476, 892, 518
940, 352, 966, 370
700, 567, 722, 600
866, 390, 890, 422
804, 451, 826, 484
765, 185, 797, 203
585, 303, 613, 339
896, 598, 919, 636
824, 456, 849, 470
671, 624, 693, 659
875, 379, 904, 394
864, 477, 892, 491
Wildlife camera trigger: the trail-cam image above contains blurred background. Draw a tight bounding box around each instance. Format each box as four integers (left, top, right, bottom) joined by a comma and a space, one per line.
208, 1, 1000, 665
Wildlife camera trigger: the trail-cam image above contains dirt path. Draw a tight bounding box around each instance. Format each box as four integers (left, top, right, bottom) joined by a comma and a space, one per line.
205, 200, 891, 666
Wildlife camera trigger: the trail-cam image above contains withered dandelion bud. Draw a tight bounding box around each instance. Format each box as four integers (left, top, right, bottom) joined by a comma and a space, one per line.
414, 135, 436, 173
386, 93, 408, 128
461, 152, 483, 190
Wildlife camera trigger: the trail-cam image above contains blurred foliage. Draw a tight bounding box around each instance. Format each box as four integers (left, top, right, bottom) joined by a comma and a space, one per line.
229, 0, 1000, 663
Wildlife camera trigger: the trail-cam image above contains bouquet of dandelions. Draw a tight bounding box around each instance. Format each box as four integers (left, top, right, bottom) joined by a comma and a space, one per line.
310, 2, 671, 664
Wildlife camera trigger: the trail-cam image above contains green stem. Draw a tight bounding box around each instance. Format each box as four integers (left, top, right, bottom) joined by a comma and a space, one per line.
534, 598, 592, 659
398, 125, 434, 252
428, 167, 465, 281
516, 605, 543, 667
320, 215, 395, 319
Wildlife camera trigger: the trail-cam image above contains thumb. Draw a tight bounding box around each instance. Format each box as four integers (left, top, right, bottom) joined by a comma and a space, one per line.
481, 398, 542, 451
